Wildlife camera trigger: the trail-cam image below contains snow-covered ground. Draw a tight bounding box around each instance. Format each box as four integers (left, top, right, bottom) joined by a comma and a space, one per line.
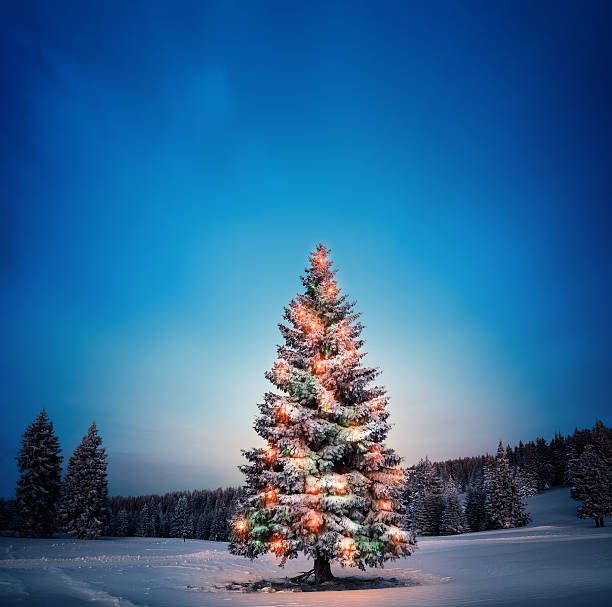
0, 487, 610, 606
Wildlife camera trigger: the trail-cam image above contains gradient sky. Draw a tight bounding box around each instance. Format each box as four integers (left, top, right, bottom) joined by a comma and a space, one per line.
1, 1, 611, 497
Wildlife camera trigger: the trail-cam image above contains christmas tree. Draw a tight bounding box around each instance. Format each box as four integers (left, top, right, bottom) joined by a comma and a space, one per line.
230, 244, 415, 582
59, 422, 108, 539
15, 409, 63, 537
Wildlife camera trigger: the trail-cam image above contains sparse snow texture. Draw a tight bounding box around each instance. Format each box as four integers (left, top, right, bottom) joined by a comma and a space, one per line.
0, 488, 610, 606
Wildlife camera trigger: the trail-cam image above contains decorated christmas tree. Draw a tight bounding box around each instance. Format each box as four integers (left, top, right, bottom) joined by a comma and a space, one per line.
230, 244, 415, 582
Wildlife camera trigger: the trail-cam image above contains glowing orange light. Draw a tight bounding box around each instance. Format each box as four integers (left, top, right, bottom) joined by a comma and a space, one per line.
305, 510, 323, 531
316, 254, 325, 266
270, 535, 284, 554
291, 456, 304, 468
392, 469, 402, 480
340, 537, 356, 559
264, 447, 277, 462
334, 476, 347, 494
371, 445, 381, 456
390, 528, 403, 542
324, 282, 337, 297
380, 499, 392, 511
305, 477, 320, 495
234, 519, 248, 534
313, 358, 325, 375
278, 403, 288, 422
264, 487, 277, 504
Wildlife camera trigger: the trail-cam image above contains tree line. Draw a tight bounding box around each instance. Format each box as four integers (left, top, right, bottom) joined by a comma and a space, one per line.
105, 487, 238, 541
1, 412, 609, 538
407, 421, 611, 535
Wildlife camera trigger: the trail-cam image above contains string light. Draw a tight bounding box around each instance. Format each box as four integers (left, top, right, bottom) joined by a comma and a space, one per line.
234, 518, 248, 534
313, 357, 325, 375
333, 476, 347, 495
379, 499, 392, 511
324, 282, 337, 297
305, 510, 323, 532
277, 402, 288, 422
340, 537, 356, 559
270, 535, 284, 554
390, 527, 403, 542
264, 487, 277, 504
305, 477, 320, 495
264, 447, 277, 462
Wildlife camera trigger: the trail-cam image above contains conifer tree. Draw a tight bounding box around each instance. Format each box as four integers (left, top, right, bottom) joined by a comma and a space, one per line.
171, 496, 191, 538
465, 474, 486, 532
439, 479, 467, 535
571, 433, 611, 528
58, 422, 108, 539
484, 442, 530, 530
15, 410, 63, 537
137, 502, 152, 537
407, 458, 444, 535
230, 245, 414, 582
116, 508, 129, 537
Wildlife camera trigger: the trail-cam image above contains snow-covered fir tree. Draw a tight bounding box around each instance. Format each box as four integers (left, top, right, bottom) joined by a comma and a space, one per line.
171, 496, 192, 538
439, 479, 467, 535
15, 410, 63, 537
464, 474, 487, 532
407, 457, 444, 535
484, 442, 530, 530
571, 425, 611, 528
58, 422, 108, 539
137, 502, 152, 537
230, 245, 415, 582
116, 508, 129, 536
513, 466, 539, 500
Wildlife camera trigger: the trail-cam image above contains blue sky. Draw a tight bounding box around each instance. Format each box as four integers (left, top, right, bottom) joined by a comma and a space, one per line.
1, 1, 611, 497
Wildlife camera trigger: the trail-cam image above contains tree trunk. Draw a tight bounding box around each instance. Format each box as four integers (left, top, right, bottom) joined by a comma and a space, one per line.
314, 556, 334, 583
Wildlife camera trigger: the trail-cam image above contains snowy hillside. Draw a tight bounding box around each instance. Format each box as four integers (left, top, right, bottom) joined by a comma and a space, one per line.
0, 487, 610, 606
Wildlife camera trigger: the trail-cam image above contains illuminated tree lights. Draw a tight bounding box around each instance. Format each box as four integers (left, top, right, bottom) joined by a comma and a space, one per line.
230, 244, 415, 583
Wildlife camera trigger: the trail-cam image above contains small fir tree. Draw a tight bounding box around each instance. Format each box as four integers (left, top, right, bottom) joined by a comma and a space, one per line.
15, 410, 63, 537
408, 458, 444, 535
484, 442, 530, 530
439, 479, 467, 535
465, 474, 487, 532
571, 437, 611, 528
116, 508, 129, 537
230, 245, 415, 583
171, 496, 191, 538
59, 422, 108, 539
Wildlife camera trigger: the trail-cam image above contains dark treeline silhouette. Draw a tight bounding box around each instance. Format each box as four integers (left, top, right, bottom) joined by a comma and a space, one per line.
430, 422, 609, 492
406, 421, 611, 535
106, 487, 239, 541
